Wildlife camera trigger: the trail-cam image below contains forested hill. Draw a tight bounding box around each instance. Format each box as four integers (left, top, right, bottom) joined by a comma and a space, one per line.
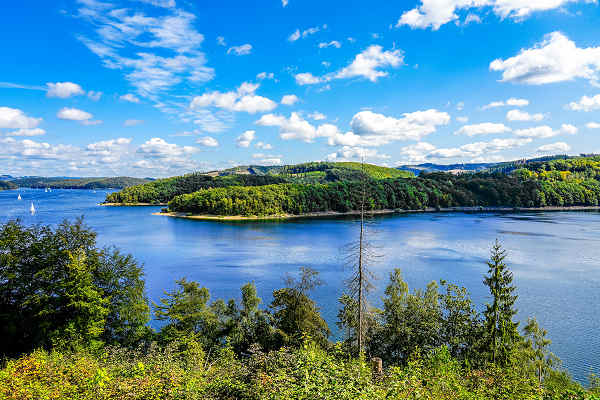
167, 156, 600, 216
11, 176, 151, 189
104, 162, 412, 204
0, 180, 17, 191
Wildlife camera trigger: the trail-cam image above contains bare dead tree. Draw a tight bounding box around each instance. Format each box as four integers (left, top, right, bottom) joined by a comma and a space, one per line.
340, 155, 381, 355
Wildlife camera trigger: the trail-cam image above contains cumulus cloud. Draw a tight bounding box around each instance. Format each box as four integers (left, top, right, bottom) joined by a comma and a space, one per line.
57, 107, 93, 121
46, 82, 85, 98
227, 44, 252, 56
190, 82, 277, 113
0, 137, 79, 161
196, 136, 219, 147
309, 111, 326, 120
586, 122, 600, 129
506, 109, 545, 121
490, 32, 600, 86
537, 142, 571, 153
397, 0, 589, 30
120, 93, 140, 103
136, 137, 197, 158
87, 91, 102, 101
282, 0, 289, 6
455, 122, 511, 136
429, 138, 532, 159
256, 72, 274, 80
0, 107, 41, 129
295, 72, 323, 85
217, 36, 226, 46
6, 128, 46, 137
482, 98, 529, 109
567, 94, 600, 111
236, 130, 255, 147
255, 141, 273, 150
256, 113, 325, 142
514, 124, 578, 138
295, 45, 404, 85
281, 94, 299, 105
456, 116, 469, 123
327, 146, 390, 161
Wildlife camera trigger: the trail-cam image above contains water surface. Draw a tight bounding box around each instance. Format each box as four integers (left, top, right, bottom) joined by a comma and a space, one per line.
2, 188, 599, 383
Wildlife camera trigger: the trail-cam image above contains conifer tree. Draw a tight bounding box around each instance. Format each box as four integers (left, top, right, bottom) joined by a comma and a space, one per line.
483, 240, 520, 366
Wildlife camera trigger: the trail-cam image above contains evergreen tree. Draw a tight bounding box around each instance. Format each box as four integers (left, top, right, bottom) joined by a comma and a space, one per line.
522, 317, 559, 386
483, 240, 520, 366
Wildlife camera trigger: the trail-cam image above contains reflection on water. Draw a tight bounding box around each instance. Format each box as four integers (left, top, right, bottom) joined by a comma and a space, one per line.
1, 188, 599, 383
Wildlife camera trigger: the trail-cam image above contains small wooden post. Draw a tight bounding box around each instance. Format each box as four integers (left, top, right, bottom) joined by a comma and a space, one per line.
371, 357, 382, 379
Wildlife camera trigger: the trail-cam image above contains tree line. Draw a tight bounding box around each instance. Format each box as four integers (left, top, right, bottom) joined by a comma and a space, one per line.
1, 219, 598, 399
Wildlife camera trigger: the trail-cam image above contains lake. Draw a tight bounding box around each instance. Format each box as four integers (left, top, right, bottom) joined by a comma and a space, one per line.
2, 188, 599, 383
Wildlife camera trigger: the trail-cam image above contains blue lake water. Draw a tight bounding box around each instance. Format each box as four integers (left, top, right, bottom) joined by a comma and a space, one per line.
2, 188, 599, 383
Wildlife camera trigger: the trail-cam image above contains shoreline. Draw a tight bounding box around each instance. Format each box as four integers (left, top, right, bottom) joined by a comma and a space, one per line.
152, 205, 600, 221
101, 202, 167, 206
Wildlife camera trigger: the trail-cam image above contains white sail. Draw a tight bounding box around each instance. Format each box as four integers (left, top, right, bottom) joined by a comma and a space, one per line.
17, 194, 21, 200
30, 202, 35, 214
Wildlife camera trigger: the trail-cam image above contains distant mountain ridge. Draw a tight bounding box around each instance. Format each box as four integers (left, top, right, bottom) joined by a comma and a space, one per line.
7, 176, 152, 190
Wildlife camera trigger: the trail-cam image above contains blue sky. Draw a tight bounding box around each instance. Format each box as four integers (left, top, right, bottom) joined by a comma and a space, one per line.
1, 0, 600, 177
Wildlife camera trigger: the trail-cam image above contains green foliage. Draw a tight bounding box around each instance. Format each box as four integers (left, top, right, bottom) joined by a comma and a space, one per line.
483, 240, 520, 366
0, 180, 17, 190
270, 267, 330, 348
0, 219, 150, 356
11, 176, 150, 189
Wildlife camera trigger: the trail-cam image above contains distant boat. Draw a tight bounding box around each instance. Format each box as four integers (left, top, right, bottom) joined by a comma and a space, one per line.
30, 202, 35, 214
45, 188, 49, 192
17, 194, 21, 200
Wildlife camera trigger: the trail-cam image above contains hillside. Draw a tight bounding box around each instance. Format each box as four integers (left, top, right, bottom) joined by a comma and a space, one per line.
166, 155, 600, 217
0, 180, 17, 191
104, 162, 412, 204
11, 176, 151, 189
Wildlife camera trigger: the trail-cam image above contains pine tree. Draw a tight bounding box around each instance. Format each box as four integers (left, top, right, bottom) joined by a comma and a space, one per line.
483, 239, 520, 366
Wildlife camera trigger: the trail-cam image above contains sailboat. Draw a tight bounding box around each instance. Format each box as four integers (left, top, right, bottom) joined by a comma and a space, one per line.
45, 187, 49, 193
30, 202, 35, 214
17, 194, 21, 200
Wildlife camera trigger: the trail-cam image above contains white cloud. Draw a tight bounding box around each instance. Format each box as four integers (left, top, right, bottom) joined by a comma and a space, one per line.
319, 41, 341, 49
77, 4, 214, 99
191, 109, 232, 133
281, 94, 299, 105
217, 36, 226, 46
333, 45, 404, 82
86, 138, 131, 160
124, 119, 144, 127
87, 91, 102, 101
456, 101, 464, 111
327, 146, 390, 161
136, 0, 176, 7
309, 111, 326, 120
120, 93, 140, 103
257, 72, 274, 80
256, 112, 324, 142
506, 109, 544, 121
46, 82, 85, 98
537, 142, 571, 153
586, 122, 600, 129
6, 128, 46, 137
295, 45, 404, 85
429, 138, 532, 159
0, 138, 79, 161
255, 141, 273, 150
0, 107, 41, 129
227, 44, 252, 56
196, 136, 219, 147
295, 72, 323, 85
236, 130, 255, 147
490, 32, 600, 86
514, 124, 578, 138
455, 122, 511, 136
282, 0, 288, 6
397, 142, 437, 163
397, 0, 589, 30
190, 82, 277, 113
288, 25, 326, 42
57, 107, 93, 121
482, 98, 529, 109
137, 137, 197, 158
456, 116, 469, 123
567, 94, 600, 111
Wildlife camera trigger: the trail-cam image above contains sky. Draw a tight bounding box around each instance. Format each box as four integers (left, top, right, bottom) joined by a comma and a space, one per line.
1, 0, 600, 177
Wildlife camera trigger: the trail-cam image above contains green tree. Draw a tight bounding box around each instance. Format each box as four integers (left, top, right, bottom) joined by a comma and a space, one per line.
522, 317, 559, 386
483, 240, 520, 366
154, 278, 225, 349
0, 219, 149, 357
270, 267, 330, 348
